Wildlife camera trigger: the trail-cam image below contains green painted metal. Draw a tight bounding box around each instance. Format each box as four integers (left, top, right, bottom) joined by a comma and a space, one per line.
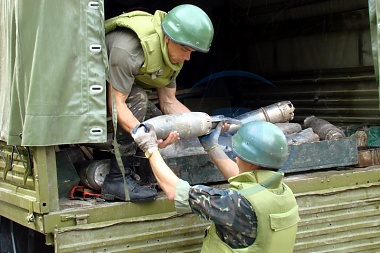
42, 197, 177, 234
0, 143, 58, 229
369, 0, 380, 107
2, 141, 380, 252
0, 0, 108, 146
55, 151, 80, 198
285, 138, 359, 173
32, 146, 60, 213
367, 127, 380, 146
295, 186, 380, 252
54, 212, 209, 253
0, 145, 34, 188
48, 166, 380, 253
288, 166, 380, 252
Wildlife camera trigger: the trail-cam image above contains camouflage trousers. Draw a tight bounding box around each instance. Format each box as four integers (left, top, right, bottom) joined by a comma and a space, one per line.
112, 86, 162, 154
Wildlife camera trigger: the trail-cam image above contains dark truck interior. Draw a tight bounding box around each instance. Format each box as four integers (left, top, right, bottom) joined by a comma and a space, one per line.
105, 0, 378, 128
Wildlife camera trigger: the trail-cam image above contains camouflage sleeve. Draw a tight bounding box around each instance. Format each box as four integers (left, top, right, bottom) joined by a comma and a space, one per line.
174, 179, 192, 213
188, 185, 257, 236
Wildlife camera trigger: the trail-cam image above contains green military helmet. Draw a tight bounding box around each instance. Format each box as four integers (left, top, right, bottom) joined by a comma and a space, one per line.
232, 121, 289, 169
161, 4, 214, 53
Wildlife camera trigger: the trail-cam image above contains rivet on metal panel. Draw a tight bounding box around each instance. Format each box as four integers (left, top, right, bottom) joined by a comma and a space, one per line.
26, 213, 35, 223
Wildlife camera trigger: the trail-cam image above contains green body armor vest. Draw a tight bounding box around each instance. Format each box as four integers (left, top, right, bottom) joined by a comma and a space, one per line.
201, 171, 300, 253
105, 11, 183, 89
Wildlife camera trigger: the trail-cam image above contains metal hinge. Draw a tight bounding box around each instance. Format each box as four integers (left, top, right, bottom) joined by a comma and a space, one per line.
60, 214, 89, 225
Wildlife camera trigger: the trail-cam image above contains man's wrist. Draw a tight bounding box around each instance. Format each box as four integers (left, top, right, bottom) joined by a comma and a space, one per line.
145, 146, 159, 158
205, 144, 219, 153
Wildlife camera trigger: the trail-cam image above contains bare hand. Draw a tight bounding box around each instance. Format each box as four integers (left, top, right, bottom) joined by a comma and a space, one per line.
220, 122, 231, 133
158, 131, 180, 149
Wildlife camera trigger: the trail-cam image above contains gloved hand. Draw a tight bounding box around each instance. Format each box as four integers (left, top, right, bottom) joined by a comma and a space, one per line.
198, 121, 223, 152
131, 123, 158, 152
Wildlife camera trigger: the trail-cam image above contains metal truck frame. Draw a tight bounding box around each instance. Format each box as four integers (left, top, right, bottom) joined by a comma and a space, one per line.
1, 0, 380, 252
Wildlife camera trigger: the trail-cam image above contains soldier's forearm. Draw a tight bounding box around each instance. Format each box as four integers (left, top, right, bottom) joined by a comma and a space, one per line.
148, 150, 180, 201
208, 146, 239, 179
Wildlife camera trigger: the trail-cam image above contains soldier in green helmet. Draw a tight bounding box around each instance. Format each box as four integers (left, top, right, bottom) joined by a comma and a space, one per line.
132, 121, 300, 252
102, 4, 214, 202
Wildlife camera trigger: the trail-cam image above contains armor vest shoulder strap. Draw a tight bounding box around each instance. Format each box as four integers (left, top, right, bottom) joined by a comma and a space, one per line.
105, 11, 153, 36
105, 11, 162, 73
105, 11, 182, 88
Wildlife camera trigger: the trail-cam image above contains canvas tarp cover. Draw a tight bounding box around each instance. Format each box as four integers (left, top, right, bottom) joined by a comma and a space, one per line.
369, 0, 380, 107
0, 0, 108, 146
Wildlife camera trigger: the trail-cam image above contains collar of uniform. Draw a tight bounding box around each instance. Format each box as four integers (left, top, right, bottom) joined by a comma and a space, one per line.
229, 170, 284, 189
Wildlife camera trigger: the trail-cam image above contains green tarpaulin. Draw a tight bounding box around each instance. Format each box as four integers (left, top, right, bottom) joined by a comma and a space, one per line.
369, 0, 380, 108
0, 0, 108, 146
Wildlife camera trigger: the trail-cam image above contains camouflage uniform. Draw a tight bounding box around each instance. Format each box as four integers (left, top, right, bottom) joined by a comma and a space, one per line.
114, 86, 162, 150
175, 180, 257, 249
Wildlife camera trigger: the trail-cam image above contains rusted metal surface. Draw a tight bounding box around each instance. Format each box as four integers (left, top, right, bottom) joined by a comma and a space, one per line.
304, 115, 346, 140
357, 148, 380, 167
350, 130, 368, 147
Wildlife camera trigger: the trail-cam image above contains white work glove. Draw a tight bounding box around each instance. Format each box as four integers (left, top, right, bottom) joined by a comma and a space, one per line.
131, 123, 158, 153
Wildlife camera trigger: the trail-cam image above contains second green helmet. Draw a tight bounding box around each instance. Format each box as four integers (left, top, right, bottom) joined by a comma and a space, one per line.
161, 4, 214, 53
232, 121, 289, 169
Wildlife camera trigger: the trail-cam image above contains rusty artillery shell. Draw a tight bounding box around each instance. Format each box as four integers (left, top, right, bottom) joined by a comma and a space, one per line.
304, 116, 345, 140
